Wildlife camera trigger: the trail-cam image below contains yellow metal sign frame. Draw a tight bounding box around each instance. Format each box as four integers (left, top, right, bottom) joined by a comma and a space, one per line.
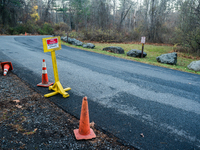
42, 36, 71, 98
42, 36, 62, 53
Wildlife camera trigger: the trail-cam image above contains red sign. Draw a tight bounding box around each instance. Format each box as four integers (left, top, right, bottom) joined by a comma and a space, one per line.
43, 36, 61, 52
46, 38, 59, 49
47, 38, 58, 45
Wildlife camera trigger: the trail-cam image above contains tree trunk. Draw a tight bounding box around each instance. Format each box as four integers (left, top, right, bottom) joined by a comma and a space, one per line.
150, 0, 155, 42
44, 0, 51, 23
119, 3, 132, 31
1, 0, 6, 26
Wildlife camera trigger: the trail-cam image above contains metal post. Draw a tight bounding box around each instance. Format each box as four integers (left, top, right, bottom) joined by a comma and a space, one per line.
141, 43, 144, 58
51, 50, 59, 82
67, 33, 68, 43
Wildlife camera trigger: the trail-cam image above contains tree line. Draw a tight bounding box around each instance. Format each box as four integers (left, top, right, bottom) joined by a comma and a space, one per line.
0, 0, 199, 55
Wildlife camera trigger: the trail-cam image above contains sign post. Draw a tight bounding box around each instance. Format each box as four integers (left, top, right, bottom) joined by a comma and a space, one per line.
42, 36, 71, 98
141, 37, 146, 58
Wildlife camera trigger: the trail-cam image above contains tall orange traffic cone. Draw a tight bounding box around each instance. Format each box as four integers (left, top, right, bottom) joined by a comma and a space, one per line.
74, 97, 96, 140
37, 59, 53, 87
25, 32, 27, 36
0, 62, 13, 76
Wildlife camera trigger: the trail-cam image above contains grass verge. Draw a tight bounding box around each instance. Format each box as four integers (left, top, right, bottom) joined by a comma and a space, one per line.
61, 41, 200, 75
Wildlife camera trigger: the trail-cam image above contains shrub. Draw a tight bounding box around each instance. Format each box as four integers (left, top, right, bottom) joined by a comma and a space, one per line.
53, 22, 70, 36
82, 28, 124, 43
54, 22, 70, 32
68, 30, 84, 39
0, 25, 9, 34
8, 27, 15, 35
80, 27, 144, 43
123, 29, 141, 41
38, 23, 53, 35
24, 21, 40, 33
172, 27, 200, 56
8, 21, 40, 35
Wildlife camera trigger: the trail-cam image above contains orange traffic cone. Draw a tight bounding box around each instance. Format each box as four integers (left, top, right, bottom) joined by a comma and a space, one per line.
25, 32, 27, 36
0, 62, 13, 76
37, 59, 53, 87
74, 97, 96, 140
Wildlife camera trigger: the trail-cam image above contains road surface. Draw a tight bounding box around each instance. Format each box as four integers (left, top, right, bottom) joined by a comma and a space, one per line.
0, 36, 200, 149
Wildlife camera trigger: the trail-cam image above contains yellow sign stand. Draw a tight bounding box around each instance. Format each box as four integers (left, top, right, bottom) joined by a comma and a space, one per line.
42, 36, 71, 98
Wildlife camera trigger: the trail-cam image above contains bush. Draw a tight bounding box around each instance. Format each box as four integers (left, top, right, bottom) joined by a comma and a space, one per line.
14, 25, 24, 34
172, 27, 200, 56
54, 22, 70, 32
0, 25, 9, 34
173, 44, 190, 53
38, 23, 53, 35
8, 27, 15, 35
123, 29, 141, 41
1, 21, 67, 36
6, 21, 40, 35
24, 21, 40, 33
68, 31, 84, 39
82, 28, 124, 43
53, 22, 70, 36
80, 27, 144, 43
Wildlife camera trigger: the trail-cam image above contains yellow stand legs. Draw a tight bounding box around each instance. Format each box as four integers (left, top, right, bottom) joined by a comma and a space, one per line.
44, 81, 71, 98
44, 51, 71, 98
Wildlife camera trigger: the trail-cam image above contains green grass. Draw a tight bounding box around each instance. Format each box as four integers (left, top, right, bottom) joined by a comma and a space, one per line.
61, 41, 200, 75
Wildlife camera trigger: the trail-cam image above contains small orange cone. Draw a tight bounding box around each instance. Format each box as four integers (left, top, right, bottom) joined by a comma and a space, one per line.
0, 62, 13, 76
74, 97, 96, 140
25, 32, 27, 36
37, 59, 53, 87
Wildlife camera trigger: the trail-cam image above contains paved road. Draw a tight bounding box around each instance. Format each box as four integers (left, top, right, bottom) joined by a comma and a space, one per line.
0, 36, 200, 150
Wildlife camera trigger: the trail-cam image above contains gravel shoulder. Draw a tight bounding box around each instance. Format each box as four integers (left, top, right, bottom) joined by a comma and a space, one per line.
0, 67, 135, 150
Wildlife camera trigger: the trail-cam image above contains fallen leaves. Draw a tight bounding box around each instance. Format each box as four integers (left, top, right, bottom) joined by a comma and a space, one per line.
13, 100, 20, 103
9, 124, 25, 132
13, 100, 23, 108
140, 133, 144, 138
24, 128, 38, 135
16, 104, 22, 109
90, 121, 95, 128
20, 144, 26, 149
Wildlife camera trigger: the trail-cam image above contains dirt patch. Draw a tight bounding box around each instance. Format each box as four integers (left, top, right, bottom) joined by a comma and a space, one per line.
0, 67, 135, 149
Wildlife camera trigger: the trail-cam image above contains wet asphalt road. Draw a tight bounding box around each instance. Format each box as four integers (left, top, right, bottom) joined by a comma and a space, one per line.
0, 36, 200, 150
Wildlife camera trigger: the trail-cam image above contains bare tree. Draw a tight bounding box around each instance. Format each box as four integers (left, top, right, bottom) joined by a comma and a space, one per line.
177, 0, 200, 53
118, 0, 135, 31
